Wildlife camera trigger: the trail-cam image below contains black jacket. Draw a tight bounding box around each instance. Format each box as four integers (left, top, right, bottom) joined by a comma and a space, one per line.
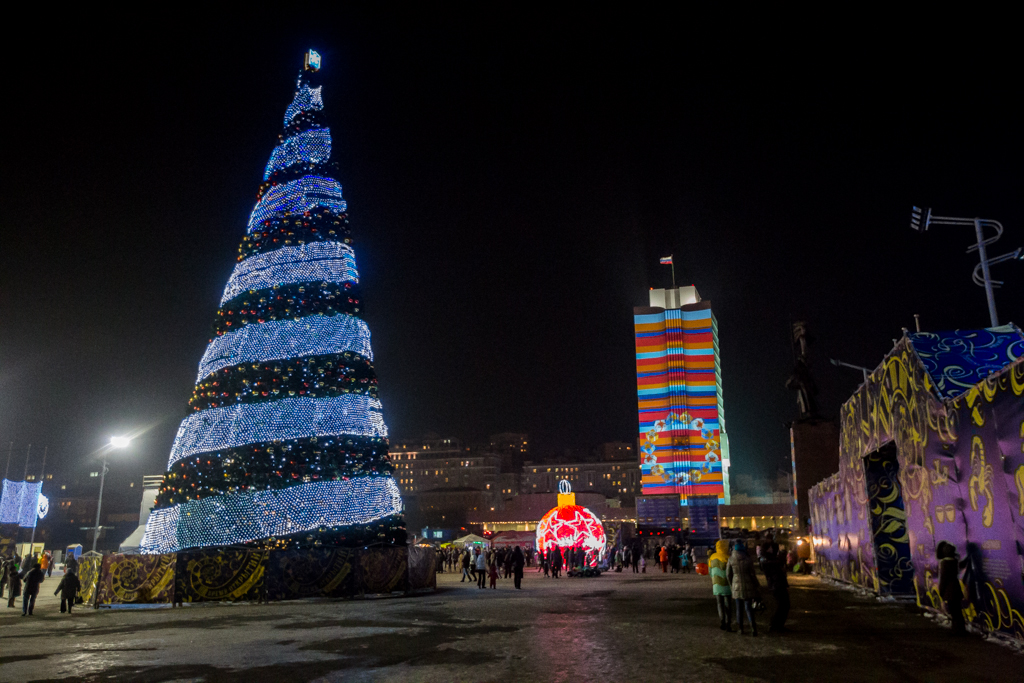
23, 567, 45, 594
55, 572, 81, 599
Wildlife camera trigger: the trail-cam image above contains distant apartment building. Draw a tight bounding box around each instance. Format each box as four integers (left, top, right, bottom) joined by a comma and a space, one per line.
390, 437, 504, 527
520, 450, 641, 505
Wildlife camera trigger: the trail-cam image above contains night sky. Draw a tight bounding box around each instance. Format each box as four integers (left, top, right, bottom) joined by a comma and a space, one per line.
2, 16, 1021, 504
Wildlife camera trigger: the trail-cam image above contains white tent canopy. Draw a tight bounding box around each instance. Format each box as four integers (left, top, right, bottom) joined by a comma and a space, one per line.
451, 534, 488, 547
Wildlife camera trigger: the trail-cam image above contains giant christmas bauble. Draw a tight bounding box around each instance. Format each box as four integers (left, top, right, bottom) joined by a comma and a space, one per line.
536, 483, 607, 567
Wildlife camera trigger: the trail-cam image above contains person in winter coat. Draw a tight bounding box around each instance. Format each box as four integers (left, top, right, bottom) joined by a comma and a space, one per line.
460, 549, 472, 582
512, 546, 525, 589
710, 539, 732, 631
0, 557, 10, 598
54, 569, 82, 614
551, 548, 563, 578
726, 541, 759, 636
475, 548, 487, 589
937, 541, 966, 635
21, 561, 45, 616
659, 546, 669, 573
759, 542, 790, 632
7, 563, 22, 608
488, 556, 499, 589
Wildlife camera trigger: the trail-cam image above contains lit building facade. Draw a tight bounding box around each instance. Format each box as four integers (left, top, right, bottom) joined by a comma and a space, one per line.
520, 460, 640, 503
390, 438, 501, 495
634, 286, 731, 505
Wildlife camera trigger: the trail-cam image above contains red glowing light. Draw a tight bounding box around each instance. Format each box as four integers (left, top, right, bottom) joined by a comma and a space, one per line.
536, 504, 607, 567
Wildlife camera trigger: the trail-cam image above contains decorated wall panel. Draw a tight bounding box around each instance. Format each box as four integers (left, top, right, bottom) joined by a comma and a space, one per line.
265, 547, 356, 600
175, 549, 267, 603
96, 553, 176, 605
78, 555, 102, 606
408, 545, 437, 591
359, 545, 407, 594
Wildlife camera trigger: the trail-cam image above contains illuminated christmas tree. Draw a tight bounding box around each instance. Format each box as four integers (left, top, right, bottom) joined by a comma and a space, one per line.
141, 50, 405, 553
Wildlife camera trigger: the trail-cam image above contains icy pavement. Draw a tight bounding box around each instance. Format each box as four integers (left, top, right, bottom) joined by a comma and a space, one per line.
1, 569, 1019, 682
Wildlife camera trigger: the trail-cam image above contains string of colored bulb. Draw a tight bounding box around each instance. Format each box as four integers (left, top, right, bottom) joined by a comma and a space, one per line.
140, 478, 403, 554
284, 84, 323, 126
189, 351, 376, 412
248, 176, 347, 231
214, 281, 361, 337
167, 395, 387, 466
264, 128, 332, 180
220, 242, 358, 305
155, 435, 388, 506
198, 313, 373, 381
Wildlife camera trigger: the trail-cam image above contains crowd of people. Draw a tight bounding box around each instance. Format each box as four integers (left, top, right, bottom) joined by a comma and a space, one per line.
437, 545, 529, 589
1, 550, 81, 617
709, 539, 792, 636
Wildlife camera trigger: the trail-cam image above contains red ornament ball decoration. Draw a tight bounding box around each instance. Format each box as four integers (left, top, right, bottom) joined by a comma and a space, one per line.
536, 503, 607, 567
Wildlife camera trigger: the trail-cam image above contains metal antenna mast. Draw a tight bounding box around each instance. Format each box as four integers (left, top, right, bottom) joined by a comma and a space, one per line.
910, 207, 1022, 327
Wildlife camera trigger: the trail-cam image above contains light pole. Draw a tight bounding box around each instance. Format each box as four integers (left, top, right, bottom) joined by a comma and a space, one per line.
910, 207, 1022, 327
92, 436, 130, 552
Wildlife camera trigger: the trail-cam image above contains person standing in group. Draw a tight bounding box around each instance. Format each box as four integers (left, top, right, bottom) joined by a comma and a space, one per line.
475, 548, 487, 589
503, 549, 513, 579
461, 549, 471, 583
39, 552, 49, 579
937, 541, 967, 635
512, 546, 525, 589
759, 542, 790, 633
0, 556, 9, 598
640, 553, 646, 573
54, 568, 81, 614
21, 561, 45, 617
659, 546, 669, 573
551, 548, 562, 578
6, 560, 22, 608
726, 541, 759, 636
488, 554, 499, 589
710, 540, 732, 631
630, 548, 639, 574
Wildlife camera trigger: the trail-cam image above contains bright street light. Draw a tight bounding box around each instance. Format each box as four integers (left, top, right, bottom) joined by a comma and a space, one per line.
93, 435, 132, 551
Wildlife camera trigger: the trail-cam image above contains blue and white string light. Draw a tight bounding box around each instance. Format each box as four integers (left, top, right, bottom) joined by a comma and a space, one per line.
248, 176, 347, 230
143, 52, 405, 552
220, 242, 358, 305
140, 478, 403, 554
264, 128, 332, 180
197, 314, 373, 381
168, 395, 388, 466
0, 479, 44, 528
284, 84, 323, 126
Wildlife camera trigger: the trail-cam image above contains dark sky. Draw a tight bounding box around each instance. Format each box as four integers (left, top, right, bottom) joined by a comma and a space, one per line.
1, 15, 1021, 502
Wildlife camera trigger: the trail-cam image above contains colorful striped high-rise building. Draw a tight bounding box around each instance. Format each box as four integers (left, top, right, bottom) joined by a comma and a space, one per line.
634, 286, 731, 505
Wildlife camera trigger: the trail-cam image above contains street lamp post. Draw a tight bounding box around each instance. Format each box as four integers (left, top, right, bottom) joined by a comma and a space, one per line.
92, 436, 130, 553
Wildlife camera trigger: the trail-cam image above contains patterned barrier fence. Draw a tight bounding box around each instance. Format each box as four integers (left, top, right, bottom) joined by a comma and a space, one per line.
86, 545, 433, 605
78, 554, 102, 606
96, 553, 176, 605
266, 547, 357, 601
408, 545, 437, 591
